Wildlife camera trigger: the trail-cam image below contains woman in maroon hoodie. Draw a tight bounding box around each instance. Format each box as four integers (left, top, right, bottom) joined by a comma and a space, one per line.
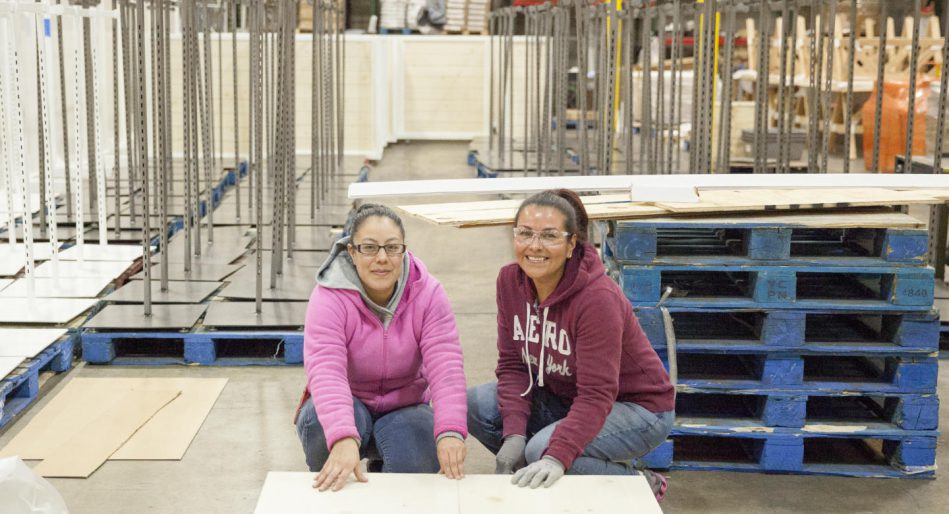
467, 189, 675, 500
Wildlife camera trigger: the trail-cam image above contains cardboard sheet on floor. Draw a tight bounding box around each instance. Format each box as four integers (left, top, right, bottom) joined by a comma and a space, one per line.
0, 377, 227, 461
32, 389, 180, 478
0, 329, 68, 358
253, 473, 662, 514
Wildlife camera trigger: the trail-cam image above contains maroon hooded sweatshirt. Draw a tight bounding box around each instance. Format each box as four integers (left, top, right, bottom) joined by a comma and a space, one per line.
495, 241, 674, 469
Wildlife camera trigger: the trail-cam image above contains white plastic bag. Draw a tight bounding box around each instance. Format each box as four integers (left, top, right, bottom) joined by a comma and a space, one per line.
0, 456, 69, 514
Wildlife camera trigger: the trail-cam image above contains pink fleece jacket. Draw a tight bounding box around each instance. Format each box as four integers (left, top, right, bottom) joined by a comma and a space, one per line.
304, 253, 468, 450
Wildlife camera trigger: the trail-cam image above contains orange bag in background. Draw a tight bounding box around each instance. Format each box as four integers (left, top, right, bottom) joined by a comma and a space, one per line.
862, 80, 930, 172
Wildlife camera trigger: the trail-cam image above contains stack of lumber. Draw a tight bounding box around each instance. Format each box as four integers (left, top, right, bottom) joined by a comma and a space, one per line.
445, 0, 490, 34
396, 188, 949, 227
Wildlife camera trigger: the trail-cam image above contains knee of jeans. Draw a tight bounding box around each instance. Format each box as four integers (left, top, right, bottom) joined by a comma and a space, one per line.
467, 383, 498, 422
295, 403, 318, 436
296, 405, 330, 471
524, 436, 547, 463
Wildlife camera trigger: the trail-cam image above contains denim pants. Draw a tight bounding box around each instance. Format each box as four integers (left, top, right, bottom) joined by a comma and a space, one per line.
296, 396, 439, 473
467, 382, 673, 474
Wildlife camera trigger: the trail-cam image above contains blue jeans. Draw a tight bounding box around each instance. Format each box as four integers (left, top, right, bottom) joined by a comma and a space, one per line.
296, 396, 439, 473
467, 382, 673, 475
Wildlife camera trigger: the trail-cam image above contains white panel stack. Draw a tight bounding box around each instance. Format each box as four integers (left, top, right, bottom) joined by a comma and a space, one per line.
380, 0, 408, 30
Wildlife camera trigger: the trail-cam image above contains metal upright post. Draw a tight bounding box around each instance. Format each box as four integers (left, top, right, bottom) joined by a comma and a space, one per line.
842, 0, 857, 173
870, 0, 887, 172
654, 5, 666, 175
929, 0, 949, 277
133, 0, 151, 315
820, 0, 838, 173
35, 5, 57, 259
252, 0, 265, 315
668, 0, 681, 174
58, 0, 73, 222
112, 0, 122, 238
233, 0, 241, 221
782, 0, 798, 174
904, 0, 923, 169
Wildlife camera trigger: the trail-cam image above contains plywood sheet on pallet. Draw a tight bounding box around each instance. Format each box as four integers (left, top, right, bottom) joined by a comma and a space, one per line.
0, 329, 68, 358
656, 188, 943, 213
0, 377, 227, 462
0, 357, 24, 380
614, 208, 926, 229
400, 194, 667, 227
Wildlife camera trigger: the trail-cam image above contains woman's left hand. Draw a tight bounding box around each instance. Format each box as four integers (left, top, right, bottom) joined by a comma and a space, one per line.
436, 437, 467, 479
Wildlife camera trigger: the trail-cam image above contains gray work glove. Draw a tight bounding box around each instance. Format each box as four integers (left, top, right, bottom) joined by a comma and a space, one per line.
494, 435, 527, 474
512, 456, 565, 488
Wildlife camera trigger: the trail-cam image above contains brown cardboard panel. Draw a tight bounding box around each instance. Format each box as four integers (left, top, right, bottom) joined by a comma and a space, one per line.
32, 389, 180, 478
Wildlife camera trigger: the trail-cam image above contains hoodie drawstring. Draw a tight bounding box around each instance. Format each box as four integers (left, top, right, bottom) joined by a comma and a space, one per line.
537, 306, 549, 387
520, 302, 534, 397
519, 303, 549, 396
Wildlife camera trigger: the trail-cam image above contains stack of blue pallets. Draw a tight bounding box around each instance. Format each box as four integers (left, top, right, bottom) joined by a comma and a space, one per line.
597, 210, 939, 478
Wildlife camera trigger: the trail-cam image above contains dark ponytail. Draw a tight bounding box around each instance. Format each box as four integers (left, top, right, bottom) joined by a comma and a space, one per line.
347, 203, 405, 238
514, 189, 589, 242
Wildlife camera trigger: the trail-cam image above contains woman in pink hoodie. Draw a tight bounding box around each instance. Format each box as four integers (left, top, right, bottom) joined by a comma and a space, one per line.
467, 190, 675, 501
296, 204, 468, 492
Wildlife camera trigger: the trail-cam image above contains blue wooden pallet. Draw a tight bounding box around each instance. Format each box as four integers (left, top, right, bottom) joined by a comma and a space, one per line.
81, 330, 303, 366
608, 258, 935, 310
674, 390, 938, 430
378, 27, 412, 34
597, 219, 928, 266
636, 307, 939, 352
644, 427, 937, 478
655, 351, 938, 394
0, 336, 75, 429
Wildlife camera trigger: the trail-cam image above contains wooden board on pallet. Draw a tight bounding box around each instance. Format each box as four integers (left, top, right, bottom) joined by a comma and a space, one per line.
399, 188, 947, 227
400, 194, 667, 227
608, 208, 926, 229
655, 188, 945, 213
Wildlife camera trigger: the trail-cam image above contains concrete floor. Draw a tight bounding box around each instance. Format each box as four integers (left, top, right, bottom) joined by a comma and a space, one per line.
1, 140, 947, 513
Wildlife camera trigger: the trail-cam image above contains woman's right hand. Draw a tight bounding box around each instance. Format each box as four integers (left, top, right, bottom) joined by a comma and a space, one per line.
313, 438, 367, 492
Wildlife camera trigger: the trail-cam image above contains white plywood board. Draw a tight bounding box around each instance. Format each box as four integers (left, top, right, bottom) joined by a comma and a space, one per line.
0, 277, 113, 298
458, 474, 662, 514
0, 329, 68, 358
1, 378, 226, 461
58, 244, 149, 262
0, 245, 58, 274
349, 174, 949, 199
33, 260, 134, 279
254, 472, 459, 514
0, 298, 98, 324
0, 193, 42, 217
32, 389, 181, 478
0, 356, 24, 379
254, 473, 662, 514
0, 279, 11, 291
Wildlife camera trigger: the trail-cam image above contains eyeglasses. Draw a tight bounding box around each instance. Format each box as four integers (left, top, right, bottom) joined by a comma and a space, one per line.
352, 243, 407, 256
512, 227, 571, 247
